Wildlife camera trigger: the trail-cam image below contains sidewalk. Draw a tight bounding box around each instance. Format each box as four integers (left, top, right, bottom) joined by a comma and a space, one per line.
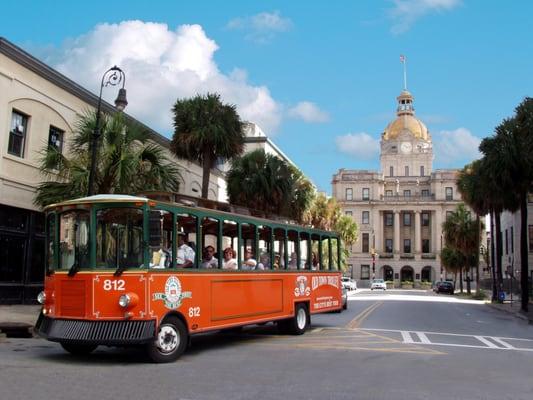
0, 305, 41, 338
485, 300, 533, 324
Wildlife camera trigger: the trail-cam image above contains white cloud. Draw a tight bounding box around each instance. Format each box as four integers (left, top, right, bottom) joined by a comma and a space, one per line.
335, 133, 380, 160
227, 11, 293, 43
287, 102, 329, 123
433, 127, 481, 167
51, 20, 282, 134
388, 0, 461, 34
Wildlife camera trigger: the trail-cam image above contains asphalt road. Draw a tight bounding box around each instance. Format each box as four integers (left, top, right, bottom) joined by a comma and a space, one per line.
1, 290, 533, 400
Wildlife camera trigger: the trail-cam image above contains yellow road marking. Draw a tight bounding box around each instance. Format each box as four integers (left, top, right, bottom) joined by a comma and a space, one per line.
345, 301, 383, 329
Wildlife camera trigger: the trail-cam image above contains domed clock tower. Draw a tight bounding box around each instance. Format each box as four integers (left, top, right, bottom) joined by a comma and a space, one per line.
380, 90, 433, 180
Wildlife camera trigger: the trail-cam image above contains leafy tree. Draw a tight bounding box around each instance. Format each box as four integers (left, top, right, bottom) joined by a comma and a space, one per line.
226, 149, 314, 222
171, 93, 245, 199
35, 111, 181, 207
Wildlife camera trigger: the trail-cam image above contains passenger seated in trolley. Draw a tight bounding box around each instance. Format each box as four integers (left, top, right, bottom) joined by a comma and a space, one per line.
288, 252, 298, 269
311, 252, 319, 270
272, 254, 281, 269
200, 245, 218, 269
177, 232, 195, 268
257, 253, 270, 270
222, 247, 237, 270
241, 248, 257, 270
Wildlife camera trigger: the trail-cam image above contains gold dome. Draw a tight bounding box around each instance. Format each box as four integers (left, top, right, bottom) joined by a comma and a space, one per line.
382, 90, 431, 141
383, 114, 429, 141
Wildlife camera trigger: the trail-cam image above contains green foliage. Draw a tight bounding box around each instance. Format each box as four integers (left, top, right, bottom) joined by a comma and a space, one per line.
226, 149, 314, 222
303, 193, 341, 231
441, 204, 480, 277
303, 193, 358, 271
172, 93, 245, 199
471, 288, 487, 300
35, 111, 181, 208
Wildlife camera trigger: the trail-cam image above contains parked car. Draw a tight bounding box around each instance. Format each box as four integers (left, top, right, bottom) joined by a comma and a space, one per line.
435, 281, 454, 294
341, 277, 357, 291
370, 278, 386, 290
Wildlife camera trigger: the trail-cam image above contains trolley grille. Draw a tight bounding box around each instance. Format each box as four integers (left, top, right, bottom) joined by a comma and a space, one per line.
35, 313, 155, 345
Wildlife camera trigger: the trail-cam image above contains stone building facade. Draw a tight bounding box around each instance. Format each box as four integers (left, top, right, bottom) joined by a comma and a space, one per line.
333, 90, 462, 287
0, 38, 223, 303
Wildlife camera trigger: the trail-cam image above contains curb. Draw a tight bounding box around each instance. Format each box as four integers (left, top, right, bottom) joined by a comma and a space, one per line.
0, 322, 34, 338
485, 302, 533, 324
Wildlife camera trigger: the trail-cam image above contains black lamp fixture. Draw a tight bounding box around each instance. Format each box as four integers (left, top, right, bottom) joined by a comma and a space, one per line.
87, 66, 127, 196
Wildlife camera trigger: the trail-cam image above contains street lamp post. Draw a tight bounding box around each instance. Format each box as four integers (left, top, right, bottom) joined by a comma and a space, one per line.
371, 248, 376, 280
87, 66, 128, 196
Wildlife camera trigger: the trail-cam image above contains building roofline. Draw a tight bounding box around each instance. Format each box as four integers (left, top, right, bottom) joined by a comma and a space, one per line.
244, 136, 295, 167
0, 37, 171, 148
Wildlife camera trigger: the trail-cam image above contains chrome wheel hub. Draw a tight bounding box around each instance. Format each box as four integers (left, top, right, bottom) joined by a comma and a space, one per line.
296, 308, 306, 330
156, 325, 179, 353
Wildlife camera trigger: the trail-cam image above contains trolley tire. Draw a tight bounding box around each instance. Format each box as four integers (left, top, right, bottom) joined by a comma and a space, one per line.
279, 303, 309, 335
60, 342, 98, 355
146, 316, 188, 363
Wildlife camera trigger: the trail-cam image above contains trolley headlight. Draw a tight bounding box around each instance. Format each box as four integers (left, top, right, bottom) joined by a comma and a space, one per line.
118, 292, 139, 310
37, 291, 46, 305
118, 294, 131, 308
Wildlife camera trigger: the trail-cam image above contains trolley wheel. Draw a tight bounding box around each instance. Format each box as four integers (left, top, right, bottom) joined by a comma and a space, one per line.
278, 303, 309, 335
146, 316, 188, 363
60, 342, 98, 355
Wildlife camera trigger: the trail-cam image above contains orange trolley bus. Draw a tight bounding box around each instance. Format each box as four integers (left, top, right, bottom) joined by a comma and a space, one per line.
35, 194, 344, 362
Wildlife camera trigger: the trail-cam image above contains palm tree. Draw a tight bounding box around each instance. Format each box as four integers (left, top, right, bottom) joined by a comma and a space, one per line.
226, 149, 314, 222
35, 111, 181, 207
479, 134, 515, 301
480, 102, 533, 312
334, 214, 359, 269
441, 204, 479, 294
513, 98, 533, 312
171, 93, 245, 199
303, 193, 341, 231
441, 246, 464, 291
457, 160, 488, 295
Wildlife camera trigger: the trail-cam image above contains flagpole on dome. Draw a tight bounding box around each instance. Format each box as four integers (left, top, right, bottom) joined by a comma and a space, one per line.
400, 54, 407, 90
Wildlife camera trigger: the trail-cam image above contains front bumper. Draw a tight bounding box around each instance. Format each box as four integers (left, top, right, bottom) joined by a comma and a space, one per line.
35, 313, 156, 345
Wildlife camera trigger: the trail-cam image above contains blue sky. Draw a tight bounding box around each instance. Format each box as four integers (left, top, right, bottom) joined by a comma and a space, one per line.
2, 0, 533, 192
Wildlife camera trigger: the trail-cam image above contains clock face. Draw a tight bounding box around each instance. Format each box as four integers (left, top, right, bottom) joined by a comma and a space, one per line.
400, 142, 412, 153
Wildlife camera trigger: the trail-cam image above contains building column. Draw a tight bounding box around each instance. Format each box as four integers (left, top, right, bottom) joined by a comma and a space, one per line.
374, 210, 381, 253
394, 210, 400, 253
432, 210, 437, 253
434, 210, 444, 253
415, 210, 421, 253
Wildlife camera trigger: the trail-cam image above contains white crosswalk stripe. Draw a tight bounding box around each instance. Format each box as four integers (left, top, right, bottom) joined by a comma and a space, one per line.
401, 331, 415, 343
475, 336, 499, 348
361, 328, 533, 352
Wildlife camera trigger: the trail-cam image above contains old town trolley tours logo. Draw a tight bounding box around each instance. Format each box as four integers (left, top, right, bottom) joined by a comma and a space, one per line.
153, 276, 192, 309
294, 276, 311, 297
